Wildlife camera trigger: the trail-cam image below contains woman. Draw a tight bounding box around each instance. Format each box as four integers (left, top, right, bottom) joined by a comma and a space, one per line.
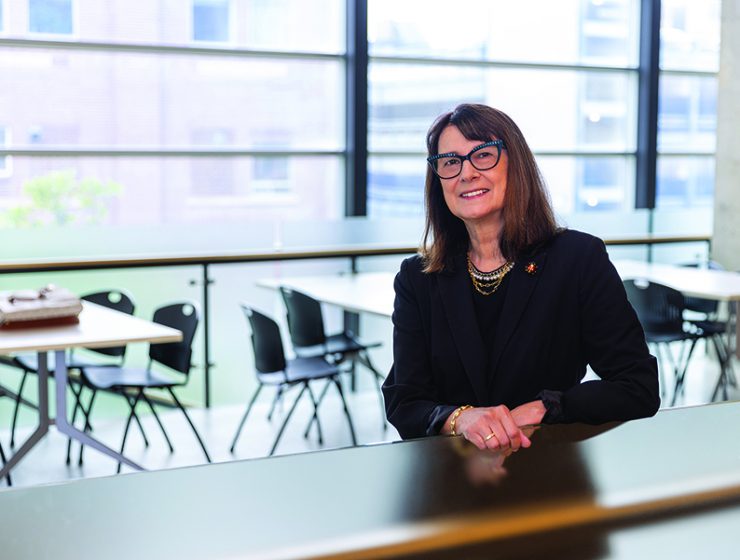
382, 104, 659, 450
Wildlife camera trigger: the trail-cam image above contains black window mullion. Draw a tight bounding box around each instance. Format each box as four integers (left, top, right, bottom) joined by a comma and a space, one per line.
345, 0, 368, 217
635, 0, 661, 210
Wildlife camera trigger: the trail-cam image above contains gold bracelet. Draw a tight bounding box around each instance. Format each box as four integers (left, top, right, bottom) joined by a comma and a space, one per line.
449, 405, 473, 436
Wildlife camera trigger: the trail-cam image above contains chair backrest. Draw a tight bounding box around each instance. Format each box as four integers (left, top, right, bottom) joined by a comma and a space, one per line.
81, 290, 136, 357
623, 279, 685, 336
149, 302, 199, 374
680, 262, 724, 316
241, 305, 287, 374
279, 287, 327, 348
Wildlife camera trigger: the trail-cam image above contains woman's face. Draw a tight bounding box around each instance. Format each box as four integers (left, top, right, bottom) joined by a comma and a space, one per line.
436, 124, 508, 227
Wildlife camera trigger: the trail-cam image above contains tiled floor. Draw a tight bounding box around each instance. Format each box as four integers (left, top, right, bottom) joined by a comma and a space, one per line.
0, 349, 737, 490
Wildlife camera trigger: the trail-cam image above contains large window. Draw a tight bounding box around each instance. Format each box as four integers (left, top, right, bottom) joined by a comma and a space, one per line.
656, 0, 720, 209
0, 0, 346, 228
367, 0, 641, 217
0, 1, 724, 230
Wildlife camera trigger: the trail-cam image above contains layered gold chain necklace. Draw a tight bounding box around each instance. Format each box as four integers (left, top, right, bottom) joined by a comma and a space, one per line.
467, 255, 515, 296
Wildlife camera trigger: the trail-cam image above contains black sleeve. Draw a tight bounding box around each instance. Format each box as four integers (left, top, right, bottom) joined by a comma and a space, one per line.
556, 237, 661, 423
382, 258, 455, 439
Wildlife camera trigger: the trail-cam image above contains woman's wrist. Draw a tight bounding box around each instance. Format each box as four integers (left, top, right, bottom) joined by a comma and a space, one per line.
446, 405, 473, 436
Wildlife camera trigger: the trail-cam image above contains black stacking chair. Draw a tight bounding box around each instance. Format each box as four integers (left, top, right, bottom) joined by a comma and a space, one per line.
230, 305, 356, 456
279, 286, 386, 431
623, 279, 704, 405
681, 262, 736, 398
79, 302, 211, 471
64, 290, 145, 465
1, 289, 136, 449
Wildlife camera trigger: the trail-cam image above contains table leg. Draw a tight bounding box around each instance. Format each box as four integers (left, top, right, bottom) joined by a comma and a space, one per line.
0, 351, 51, 480
52, 350, 144, 471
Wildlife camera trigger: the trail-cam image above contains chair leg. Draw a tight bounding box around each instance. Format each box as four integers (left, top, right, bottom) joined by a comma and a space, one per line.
0, 441, 11, 486
302, 384, 324, 445
269, 384, 307, 456
332, 377, 357, 446
230, 385, 263, 453
303, 380, 330, 440
166, 388, 211, 463
709, 334, 730, 402
10, 370, 30, 448
131, 405, 151, 448
75, 388, 98, 467
359, 350, 387, 431
713, 333, 736, 388
267, 386, 283, 421
142, 394, 174, 453
671, 339, 698, 406
77, 388, 100, 466
117, 390, 144, 474
65, 381, 87, 465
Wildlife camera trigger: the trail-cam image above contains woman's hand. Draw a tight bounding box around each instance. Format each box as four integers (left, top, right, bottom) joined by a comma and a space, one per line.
448, 405, 532, 451
510, 400, 547, 427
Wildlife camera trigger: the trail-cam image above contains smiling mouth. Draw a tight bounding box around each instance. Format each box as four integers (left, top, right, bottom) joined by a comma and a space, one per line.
460, 189, 489, 199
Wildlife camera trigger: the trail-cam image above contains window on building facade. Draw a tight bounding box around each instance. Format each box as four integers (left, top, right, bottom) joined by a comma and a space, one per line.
29, 0, 73, 34
193, 0, 231, 43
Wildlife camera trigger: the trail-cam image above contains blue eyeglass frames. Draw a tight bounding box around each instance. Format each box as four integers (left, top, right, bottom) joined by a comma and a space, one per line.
427, 139, 506, 180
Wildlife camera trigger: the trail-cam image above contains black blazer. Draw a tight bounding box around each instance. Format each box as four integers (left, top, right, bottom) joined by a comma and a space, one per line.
382, 229, 660, 439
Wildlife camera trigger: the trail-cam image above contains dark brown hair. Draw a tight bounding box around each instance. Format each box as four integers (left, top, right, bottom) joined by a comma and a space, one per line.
421, 103, 558, 273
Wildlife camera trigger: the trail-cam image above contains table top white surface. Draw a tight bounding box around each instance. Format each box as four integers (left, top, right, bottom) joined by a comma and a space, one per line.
0, 301, 182, 354
258, 271, 396, 318
614, 260, 740, 301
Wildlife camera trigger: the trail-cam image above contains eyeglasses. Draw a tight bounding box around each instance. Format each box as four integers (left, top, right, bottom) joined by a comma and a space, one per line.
427, 140, 506, 180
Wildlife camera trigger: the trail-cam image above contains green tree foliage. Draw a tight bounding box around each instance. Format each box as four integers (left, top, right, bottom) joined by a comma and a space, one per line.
1, 170, 123, 228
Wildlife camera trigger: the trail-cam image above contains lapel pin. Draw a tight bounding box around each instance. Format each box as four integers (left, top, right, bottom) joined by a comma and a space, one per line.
524, 262, 538, 275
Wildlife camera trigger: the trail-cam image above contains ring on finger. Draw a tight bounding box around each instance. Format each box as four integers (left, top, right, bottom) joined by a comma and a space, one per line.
484, 432, 497, 442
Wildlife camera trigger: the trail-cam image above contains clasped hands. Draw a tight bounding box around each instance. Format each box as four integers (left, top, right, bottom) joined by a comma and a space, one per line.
446, 400, 546, 452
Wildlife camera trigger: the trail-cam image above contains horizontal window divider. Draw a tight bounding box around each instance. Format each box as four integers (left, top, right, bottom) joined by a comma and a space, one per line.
657, 151, 716, 157
658, 68, 719, 78
0, 37, 345, 61
369, 55, 638, 73
0, 147, 346, 157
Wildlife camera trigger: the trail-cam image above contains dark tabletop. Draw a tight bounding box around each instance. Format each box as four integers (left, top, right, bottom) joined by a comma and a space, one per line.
1, 401, 739, 559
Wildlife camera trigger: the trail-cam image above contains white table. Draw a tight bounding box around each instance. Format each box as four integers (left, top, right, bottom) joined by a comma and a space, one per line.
614, 260, 740, 302
0, 302, 182, 479
615, 258, 740, 357
258, 271, 396, 318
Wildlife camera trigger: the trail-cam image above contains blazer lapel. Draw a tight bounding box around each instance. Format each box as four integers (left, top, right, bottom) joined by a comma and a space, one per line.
438, 255, 488, 404
489, 251, 549, 378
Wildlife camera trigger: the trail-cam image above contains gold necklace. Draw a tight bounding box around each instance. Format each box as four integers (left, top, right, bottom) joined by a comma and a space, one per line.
467, 256, 514, 296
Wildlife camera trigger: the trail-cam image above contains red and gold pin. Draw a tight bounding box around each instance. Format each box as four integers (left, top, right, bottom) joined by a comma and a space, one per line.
524, 262, 538, 275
